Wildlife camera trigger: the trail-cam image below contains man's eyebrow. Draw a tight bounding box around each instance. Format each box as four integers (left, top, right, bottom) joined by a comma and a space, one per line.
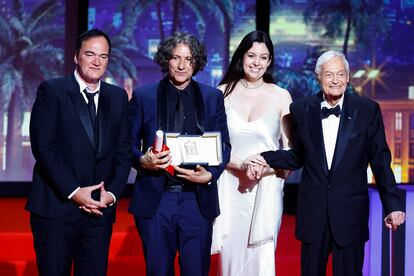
324, 69, 346, 73
84, 50, 109, 56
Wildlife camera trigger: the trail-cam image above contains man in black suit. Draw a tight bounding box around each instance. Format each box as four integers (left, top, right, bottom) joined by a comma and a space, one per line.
129, 33, 230, 276
247, 51, 405, 276
26, 29, 131, 276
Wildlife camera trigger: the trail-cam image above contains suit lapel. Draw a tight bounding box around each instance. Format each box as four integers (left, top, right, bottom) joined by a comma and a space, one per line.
330, 93, 358, 173
97, 83, 110, 156
156, 77, 169, 131
307, 92, 329, 176
67, 75, 95, 150
191, 80, 205, 134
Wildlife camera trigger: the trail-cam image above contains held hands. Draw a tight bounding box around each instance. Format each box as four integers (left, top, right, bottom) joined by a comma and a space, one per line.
140, 147, 172, 170
173, 165, 212, 185
384, 211, 406, 231
72, 182, 115, 216
243, 154, 269, 180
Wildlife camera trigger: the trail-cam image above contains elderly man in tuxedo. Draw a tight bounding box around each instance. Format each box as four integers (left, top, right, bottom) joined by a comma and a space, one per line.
129, 32, 230, 276
247, 50, 405, 276
27, 29, 131, 276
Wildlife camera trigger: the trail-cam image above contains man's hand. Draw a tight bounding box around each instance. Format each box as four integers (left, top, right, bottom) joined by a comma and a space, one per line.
243, 154, 268, 167
71, 182, 107, 215
244, 154, 269, 180
99, 184, 115, 207
384, 211, 406, 231
140, 147, 171, 170
173, 165, 212, 185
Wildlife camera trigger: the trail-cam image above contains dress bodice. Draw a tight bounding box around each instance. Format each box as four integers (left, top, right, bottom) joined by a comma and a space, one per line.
225, 98, 282, 159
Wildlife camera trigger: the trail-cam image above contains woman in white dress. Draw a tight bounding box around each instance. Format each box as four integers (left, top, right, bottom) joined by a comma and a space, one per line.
211, 31, 292, 276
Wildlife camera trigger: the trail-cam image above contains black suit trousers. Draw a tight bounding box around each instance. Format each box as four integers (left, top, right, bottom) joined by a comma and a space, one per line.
30, 213, 113, 276
300, 221, 364, 276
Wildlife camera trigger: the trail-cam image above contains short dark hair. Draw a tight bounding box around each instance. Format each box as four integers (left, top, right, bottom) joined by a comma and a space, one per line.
154, 32, 207, 76
75, 28, 111, 56
220, 30, 274, 97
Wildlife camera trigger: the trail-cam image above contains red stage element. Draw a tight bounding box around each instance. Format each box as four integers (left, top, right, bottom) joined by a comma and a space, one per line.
0, 198, 332, 276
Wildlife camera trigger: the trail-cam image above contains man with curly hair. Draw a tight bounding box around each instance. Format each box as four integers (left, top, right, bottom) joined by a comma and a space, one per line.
129, 32, 231, 276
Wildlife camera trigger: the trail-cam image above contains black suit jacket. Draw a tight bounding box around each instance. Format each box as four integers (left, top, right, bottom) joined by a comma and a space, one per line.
262, 91, 402, 246
128, 78, 231, 220
26, 75, 131, 225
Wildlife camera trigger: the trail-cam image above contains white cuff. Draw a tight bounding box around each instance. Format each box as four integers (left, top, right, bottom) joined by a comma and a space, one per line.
107, 191, 116, 206
68, 187, 80, 199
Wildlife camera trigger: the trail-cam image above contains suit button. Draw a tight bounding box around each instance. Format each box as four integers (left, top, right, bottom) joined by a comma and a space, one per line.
327, 185, 331, 189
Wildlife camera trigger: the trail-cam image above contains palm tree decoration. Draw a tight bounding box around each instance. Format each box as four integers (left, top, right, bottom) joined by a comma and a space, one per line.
104, 34, 139, 84
0, 0, 64, 179
99, 0, 154, 96
152, 0, 230, 43
275, 69, 320, 100
107, 0, 235, 83
275, 46, 357, 100
303, 0, 388, 56
274, 47, 321, 99
168, 0, 234, 70
212, 0, 234, 70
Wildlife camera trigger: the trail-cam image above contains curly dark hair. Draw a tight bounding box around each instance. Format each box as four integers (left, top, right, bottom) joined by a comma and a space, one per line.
219, 30, 274, 98
75, 28, 111, 56
154, 32, 207, 76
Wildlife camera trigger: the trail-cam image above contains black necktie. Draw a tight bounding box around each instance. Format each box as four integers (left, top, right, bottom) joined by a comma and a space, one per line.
173, 91, 184, 133
83, 89, 98, 123
321, 105, 341, 119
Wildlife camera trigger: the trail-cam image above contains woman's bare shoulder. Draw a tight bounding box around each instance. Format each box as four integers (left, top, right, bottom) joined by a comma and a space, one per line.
263, 83, 291, 101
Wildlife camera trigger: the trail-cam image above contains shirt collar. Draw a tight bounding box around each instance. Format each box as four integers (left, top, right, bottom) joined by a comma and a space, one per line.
74, 69, 101, 93
321, 93, 344, 110
168, 79, 192, 94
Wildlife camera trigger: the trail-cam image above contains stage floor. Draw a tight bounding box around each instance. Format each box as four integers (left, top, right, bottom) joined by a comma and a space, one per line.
0, 197, 331, 276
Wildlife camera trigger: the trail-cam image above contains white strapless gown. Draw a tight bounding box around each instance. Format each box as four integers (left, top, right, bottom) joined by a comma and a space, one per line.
211, 99, 285, 276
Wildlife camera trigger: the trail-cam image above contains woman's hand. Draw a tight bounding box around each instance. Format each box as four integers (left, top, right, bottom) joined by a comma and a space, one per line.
244, 154, 269, 180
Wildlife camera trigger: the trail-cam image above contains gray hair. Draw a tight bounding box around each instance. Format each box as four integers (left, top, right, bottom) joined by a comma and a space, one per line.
154, 32, 207, 76
315, 51, 350, 77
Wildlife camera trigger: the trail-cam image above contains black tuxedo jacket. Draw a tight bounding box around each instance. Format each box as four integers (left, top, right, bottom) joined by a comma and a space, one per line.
26, 75, 131, 225
262, 91, 402, 246
128, 77, 231, 220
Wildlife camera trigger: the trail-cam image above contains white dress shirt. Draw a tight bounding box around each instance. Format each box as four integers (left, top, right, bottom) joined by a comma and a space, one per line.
74, 69, 100, 112
68, 70, 116, 205
321, 95, 344, 170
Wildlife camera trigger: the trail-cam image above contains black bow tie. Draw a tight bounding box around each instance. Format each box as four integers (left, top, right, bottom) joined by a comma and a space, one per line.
321, 105, 341, 119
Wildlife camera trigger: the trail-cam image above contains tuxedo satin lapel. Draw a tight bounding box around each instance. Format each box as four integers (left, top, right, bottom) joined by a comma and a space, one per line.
191, 80, 205, 134
307, 100, 329, 176
156, 78, 169, 131
330, 93, 358, 173
67, 77, 95, 149
97, 86, 110, 156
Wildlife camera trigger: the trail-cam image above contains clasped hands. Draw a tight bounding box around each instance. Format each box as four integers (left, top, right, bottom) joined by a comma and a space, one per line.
243, 154, 269, 180
71, 182, 114, 216
243, 155, 406, 231
140, 147, 212, 184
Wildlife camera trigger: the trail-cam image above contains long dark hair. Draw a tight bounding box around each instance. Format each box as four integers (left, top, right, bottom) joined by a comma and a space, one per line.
220, 30, 274, 98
